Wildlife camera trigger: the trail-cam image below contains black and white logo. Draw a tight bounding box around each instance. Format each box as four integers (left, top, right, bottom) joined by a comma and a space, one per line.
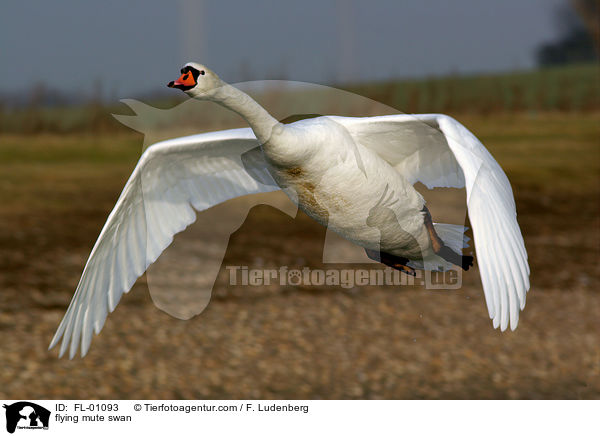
2, 402, 50, 434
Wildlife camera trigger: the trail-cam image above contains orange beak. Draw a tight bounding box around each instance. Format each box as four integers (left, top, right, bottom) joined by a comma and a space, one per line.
167, 72, 196, 90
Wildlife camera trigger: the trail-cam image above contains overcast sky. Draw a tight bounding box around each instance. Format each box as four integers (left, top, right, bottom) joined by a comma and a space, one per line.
0, 0, 565, 99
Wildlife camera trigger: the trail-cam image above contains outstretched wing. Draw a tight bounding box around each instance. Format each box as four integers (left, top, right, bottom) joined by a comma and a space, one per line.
333, 114, 530, 331
50, 127, 281, 358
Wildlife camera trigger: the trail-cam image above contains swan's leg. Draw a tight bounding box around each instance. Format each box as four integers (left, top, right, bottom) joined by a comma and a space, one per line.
422, 206, 474, 271
365, 248, 416, 276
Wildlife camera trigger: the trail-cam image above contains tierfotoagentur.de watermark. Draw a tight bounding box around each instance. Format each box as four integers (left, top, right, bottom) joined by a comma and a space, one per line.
226, 265, 462, 289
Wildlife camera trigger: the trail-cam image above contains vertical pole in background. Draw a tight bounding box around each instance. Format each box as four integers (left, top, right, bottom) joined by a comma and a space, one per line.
335, 0, 356, 85
180, 0, 205, 63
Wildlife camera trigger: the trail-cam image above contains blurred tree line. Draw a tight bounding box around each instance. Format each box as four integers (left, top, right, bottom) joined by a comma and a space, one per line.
536, 0, 599, 66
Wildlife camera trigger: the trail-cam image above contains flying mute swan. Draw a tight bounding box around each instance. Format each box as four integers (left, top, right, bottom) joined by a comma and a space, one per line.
49, 63, 530, 358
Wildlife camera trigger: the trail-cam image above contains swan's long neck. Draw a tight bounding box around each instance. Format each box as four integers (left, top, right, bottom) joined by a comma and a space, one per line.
210, 83, 280, 145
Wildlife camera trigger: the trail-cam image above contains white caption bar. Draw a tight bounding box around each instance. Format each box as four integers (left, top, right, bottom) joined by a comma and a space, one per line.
0, 400, 596, 435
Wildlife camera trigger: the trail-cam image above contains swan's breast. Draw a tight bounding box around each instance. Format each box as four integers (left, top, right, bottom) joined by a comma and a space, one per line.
279, 166, 331, 224
263, 117, 427, 252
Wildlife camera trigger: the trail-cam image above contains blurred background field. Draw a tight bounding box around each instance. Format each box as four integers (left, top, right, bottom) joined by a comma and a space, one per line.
2, 63, 599, 135
0, 0, 599, 399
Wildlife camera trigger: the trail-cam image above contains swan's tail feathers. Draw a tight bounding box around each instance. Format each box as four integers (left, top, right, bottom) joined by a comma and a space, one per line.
434, 223, 470, 251
408, 223, 471, 272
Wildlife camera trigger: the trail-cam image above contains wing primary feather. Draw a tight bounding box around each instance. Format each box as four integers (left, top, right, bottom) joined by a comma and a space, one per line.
49, 129, 283, 357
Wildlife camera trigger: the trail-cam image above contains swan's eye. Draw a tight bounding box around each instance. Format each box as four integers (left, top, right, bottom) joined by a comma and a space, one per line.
200, 70, 205, 75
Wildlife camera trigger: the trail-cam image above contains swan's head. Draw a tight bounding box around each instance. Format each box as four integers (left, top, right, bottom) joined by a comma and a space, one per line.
167, 62, 223, 99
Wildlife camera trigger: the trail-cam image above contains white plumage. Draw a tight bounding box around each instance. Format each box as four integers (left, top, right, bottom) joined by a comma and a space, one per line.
50, 63, 530, 358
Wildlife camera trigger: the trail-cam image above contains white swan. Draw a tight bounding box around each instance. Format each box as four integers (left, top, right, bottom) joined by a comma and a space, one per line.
49, 63, 530, 358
